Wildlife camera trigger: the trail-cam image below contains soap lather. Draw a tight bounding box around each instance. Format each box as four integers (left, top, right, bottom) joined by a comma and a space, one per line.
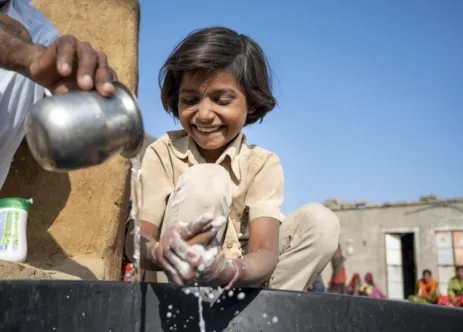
25, 82, 145, 172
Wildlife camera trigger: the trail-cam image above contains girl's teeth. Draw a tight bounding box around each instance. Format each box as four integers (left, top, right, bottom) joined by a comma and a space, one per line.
197, 126, 219, 133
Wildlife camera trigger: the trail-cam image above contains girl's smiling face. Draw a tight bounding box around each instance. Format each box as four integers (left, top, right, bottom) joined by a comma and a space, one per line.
178, 70, 248, 162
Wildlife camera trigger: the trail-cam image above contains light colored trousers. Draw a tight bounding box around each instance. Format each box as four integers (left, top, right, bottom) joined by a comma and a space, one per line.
143, 164, 340, 291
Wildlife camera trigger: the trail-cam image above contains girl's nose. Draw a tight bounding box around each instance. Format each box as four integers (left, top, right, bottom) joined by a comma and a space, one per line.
196, 99, 215, 123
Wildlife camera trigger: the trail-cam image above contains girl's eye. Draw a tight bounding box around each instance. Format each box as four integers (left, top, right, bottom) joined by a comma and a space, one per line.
216, 98, 233, 106
181, 97, 199, 105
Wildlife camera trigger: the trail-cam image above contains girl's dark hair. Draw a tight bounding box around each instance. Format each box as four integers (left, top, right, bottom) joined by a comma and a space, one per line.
159, 26, 276, 126
456, 265, 463, 273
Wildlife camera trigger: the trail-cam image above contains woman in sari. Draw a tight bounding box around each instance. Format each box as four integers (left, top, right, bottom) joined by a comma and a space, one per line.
437, 265, 463, 307
328, 243, 346, 294
347, 273, 362, 296
408, 269, 438, 304
360, 272, 386, 299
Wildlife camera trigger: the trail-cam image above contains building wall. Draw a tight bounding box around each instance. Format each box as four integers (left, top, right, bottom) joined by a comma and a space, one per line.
321, 198, 463, 296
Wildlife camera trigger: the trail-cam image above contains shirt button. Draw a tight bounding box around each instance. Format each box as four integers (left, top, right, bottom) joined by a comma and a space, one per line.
226, 241, 233, 249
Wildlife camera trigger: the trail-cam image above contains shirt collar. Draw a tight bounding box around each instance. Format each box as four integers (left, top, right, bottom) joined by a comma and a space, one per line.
170, 131, 244, 181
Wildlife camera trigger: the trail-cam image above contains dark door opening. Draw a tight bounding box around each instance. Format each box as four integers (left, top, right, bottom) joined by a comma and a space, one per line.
401, 233, 416, 299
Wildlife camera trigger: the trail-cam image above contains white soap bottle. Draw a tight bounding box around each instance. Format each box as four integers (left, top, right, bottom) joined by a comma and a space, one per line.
0, 197, 33, 262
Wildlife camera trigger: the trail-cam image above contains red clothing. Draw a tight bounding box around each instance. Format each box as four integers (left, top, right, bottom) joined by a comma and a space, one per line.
332, 266, 346, 284
437, 295, 463, 307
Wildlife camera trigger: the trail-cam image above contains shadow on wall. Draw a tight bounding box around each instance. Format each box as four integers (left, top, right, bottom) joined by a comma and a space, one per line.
0, 140, 96, 279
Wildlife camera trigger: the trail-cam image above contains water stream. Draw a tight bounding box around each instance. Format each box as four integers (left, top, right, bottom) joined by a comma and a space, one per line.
129, 157, 143, 282
129, 157, 143, 332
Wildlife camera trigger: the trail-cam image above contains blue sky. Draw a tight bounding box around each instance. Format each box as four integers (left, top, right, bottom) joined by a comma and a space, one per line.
137, 0, 462, 214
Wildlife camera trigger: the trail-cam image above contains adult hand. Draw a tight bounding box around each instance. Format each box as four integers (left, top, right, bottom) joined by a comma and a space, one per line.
27, 35, 117, 97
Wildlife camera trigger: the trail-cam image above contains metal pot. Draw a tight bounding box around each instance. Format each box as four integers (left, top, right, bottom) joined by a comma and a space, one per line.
25, 82, 144, 172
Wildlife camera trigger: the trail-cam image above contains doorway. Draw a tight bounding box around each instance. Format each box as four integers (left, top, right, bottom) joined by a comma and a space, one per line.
385, 232, 417, 300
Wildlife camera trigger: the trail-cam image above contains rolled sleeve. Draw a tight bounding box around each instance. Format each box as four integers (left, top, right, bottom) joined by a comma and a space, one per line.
245, 153, 284, 222
138, 140, 174, 227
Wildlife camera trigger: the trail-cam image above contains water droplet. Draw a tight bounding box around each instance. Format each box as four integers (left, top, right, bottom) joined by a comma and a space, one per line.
228, 290, 234, 297
66, 295, 70, 299
166, 312, 172, 318
220, 307, 224, 311
82, 312, 85, 317
262, 313, 268, 318
272, 316, 279, 323
237, 292, 245, 300
168, 304, 173, 310
176, 310, 180, 314
184, 289, 191, 294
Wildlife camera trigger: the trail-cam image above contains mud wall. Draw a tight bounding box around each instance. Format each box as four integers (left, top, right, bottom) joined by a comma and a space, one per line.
0, 0, 140, 280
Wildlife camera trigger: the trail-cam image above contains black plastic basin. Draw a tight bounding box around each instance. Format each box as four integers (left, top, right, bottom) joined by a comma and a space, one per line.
0, 280, 461, 331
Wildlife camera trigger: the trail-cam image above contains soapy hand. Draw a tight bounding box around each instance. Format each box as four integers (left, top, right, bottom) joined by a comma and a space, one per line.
151, 213, 240, 287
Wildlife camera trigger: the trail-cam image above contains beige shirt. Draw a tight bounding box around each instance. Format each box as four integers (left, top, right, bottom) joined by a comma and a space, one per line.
140, 130, 284, 258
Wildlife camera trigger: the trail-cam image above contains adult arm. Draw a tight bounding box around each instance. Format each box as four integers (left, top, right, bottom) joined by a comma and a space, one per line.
0, 13, 36, 75
0, 13, 116, 96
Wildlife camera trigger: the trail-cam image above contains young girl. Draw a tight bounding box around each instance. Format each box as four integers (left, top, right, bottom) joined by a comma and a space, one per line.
126, 26, 340, 291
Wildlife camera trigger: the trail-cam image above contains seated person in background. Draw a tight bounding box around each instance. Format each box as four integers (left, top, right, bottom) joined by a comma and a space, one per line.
311, 275, 326, 293
125, 26, 341, 291
408, 269, 438, 304
328, 243, 346, 294
447, 265, 463, 307
360, 272, 386, 299
346, 273, 363, 296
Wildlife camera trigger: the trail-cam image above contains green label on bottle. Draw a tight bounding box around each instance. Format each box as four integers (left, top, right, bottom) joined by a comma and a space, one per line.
0, 210, 19, 252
